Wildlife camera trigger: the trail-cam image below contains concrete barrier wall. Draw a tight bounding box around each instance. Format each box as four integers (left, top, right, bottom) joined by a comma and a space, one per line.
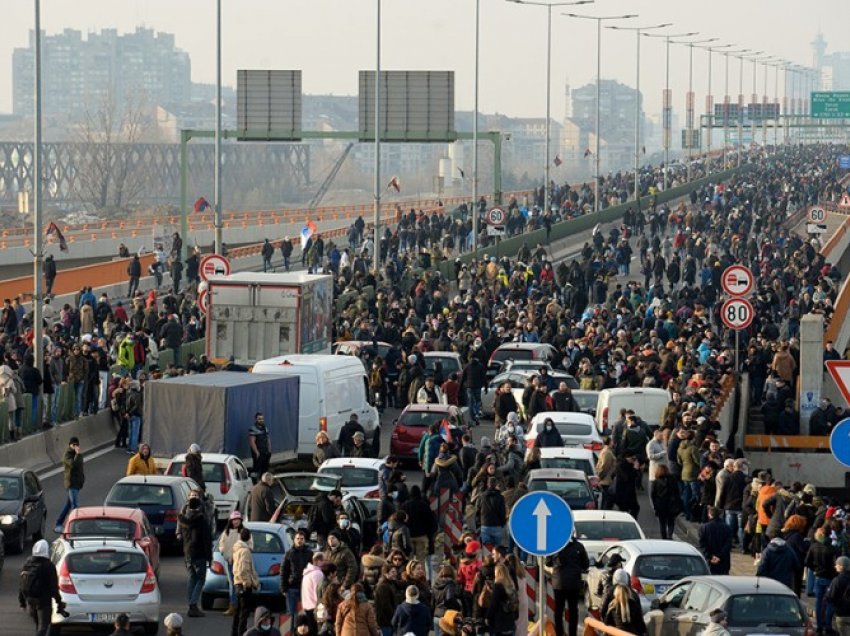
745, 449, 846, 489
0, 409, 115, 473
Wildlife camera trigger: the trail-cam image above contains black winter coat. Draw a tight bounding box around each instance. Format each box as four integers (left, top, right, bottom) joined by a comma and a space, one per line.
547, 540, 589, 591
650, 476, 680, 517
178, 503, 212, 561
698, 517, 733, 574
756, 539, 800, 589
477, 489, 506, 528
280, 544, 313, 591
805, 541, 836, 579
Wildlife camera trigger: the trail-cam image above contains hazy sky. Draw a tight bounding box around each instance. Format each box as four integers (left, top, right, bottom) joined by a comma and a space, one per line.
0, 0, 845, 120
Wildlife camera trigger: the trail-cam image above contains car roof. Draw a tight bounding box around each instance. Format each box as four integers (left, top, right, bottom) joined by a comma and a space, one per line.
572, 510, 639, 522
495, 343, 554, 351
422, 351, 460, 359
113, 475, 193, 486
530, 412, 596, 426
0, 467, 26, 477
243, 521, 288, 534
334, 340, 391, 348
599, 388, 670, 398
526, 468, 588, 481
676, 575, 795, 594
319, 458, 385, 471
616, 539, 703, 556
255, 354, 364, 372
539, 448, 595, 460
67, 506, 145, 522
401, 404, 461, 414
169, 453, 239, 463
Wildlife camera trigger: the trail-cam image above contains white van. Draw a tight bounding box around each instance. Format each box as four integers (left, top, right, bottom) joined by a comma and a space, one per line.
252, 354, 380, 457
595, 388, 670, 433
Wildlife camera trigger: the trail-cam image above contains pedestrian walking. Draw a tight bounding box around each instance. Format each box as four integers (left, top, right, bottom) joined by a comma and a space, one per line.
18, 540, 64, 636
218, 510, 247, 617
248, 412, 272, 479
53, 437, 84, 533
232, 527, 260, 636
280, 528, 313, 623
547, 535, 589, 636
179, 489, 213, 618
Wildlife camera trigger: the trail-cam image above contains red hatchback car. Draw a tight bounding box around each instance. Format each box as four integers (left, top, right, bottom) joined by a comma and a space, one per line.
61, 506, 161, 576
390, 404, 467, 460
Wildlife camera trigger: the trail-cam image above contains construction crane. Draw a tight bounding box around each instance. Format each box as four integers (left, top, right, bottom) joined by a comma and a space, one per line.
307, 142, 354, 212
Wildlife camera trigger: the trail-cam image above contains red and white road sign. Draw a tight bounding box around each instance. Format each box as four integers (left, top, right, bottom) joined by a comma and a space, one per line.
721, 265, 754, 297
486, 206, 506, 226
198, 290, 209, 315
199, 254, 231, 281
826, 360, 850, 406
807, 206, 826, 224
720, 297, 754, 330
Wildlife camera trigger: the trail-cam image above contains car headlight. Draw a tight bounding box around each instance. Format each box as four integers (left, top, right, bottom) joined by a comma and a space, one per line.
0, 514, 19, 525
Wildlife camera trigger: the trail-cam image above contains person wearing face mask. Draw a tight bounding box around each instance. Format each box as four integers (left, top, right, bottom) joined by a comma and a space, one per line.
243, 606, 282, 636
496, 412, 524, 447
126, 442, 156, 475
535, 417, 564, 448
336, 512, 362, 558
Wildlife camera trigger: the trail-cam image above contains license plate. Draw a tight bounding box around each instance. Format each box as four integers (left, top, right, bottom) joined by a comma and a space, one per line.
91, 613, 119, 623
642, 583, 655, 594
655, 585, 668, 594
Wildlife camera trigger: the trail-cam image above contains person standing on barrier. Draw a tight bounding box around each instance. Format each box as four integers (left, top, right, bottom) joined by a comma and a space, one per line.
281, 237, 293, 272
127, 255, 141, 297
248, 412, 272, 479
54, 437, 84, 533
547, 534, 589, 636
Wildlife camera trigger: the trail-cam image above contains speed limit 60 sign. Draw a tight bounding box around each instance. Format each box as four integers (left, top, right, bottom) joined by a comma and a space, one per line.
486, 207, 506, 226
807, 207, 826, 224
721, 297, 754, 330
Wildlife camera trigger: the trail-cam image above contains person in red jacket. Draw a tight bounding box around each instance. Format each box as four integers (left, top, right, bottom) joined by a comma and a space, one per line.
441, 373, 460, 406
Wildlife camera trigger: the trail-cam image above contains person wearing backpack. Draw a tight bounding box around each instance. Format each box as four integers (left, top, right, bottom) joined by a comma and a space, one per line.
19, 539, 64, 636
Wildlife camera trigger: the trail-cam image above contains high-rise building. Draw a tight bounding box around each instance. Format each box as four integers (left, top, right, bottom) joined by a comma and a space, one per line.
813, 32, 850, 91
13, 27, 191, 117
563, 79, 644, 172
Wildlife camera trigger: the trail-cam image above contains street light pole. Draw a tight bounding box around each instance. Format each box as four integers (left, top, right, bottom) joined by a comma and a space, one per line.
472, 0, 479, 253
736, 51, 761, 166
373, 0, 381, 272
695, 43, 733, 175
214, 0, 223, 256
564, 11, 637, 212
607, 23, 671, 204
33, 0, 44, 374
644, 31, 698, 190
672, 37, 717, 183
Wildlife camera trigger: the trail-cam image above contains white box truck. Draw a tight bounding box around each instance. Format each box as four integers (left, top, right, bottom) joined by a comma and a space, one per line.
206, 272, 333, 365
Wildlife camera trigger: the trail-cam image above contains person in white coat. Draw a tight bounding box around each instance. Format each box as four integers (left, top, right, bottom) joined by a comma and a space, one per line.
645, 428, 668, 507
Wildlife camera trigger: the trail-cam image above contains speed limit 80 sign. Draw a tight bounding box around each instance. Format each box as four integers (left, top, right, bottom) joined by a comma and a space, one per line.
486, 207, 506, 226
721, 297, 754, 330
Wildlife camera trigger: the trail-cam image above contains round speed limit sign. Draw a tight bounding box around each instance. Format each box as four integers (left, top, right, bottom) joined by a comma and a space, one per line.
486, 207, 506, 226
807, 207, 826, 224
721, 297, 754, 330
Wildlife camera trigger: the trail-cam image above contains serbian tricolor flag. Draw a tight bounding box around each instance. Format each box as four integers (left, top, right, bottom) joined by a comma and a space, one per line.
584, 148, 593, 158
45, 221, 68, 252
439, 418, 453, 443
387, 176, 401, 192
193, 196, 211, 213
300, 219, 317, 249
553, 155, 562, 167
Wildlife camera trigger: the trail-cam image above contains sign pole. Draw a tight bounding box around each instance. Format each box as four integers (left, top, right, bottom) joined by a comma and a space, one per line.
538, 555, 545, 635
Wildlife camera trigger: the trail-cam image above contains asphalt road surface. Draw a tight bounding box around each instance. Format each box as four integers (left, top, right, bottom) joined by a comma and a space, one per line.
0, 406, 678, 635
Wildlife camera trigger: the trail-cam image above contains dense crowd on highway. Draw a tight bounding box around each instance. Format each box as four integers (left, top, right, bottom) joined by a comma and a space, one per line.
8, 144, 850, 635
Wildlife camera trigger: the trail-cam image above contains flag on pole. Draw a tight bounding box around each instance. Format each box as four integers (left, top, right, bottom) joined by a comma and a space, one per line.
553, 155, 563, 167
458, 167, 465, 179
300, 219, 317, 249
641, 145, 646, 155
387, 176, 401, 192
583, 148, 593, 158
193, 196, 211, 213
439, 418, 453, 443
45, 221, 68, 252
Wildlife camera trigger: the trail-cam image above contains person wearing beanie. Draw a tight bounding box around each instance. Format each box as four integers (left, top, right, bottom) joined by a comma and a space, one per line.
182, 443, 205, 491
827, 556, 850, 632
243, 606, 282, 636
218, 509, 248, 616
163, 612, 183, 636
391, 585, 431, 636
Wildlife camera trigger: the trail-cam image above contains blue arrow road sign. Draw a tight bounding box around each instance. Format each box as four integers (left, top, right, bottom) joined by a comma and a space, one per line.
830, 418, 850, 468
508, 491, 574, 557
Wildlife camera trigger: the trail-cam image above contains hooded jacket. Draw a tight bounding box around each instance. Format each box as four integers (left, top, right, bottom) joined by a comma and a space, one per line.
374, 575, 403, 626
18, 542, 60, 608
280, 543, 313, 591
431, 453, 463, 495
335, 593, 380, 636
477, 488, 507, 528
182, 451, 205, 491
126, 446, 156, 476
243, 606, 283, 636
178, 500, 212, 562
300, 562, 324, 611
392, 599, 431, 636
756, 537, 799, 589
232, 539, 260, 589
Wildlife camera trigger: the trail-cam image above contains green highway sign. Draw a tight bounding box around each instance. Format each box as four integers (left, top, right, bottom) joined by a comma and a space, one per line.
812, 91, 850, 119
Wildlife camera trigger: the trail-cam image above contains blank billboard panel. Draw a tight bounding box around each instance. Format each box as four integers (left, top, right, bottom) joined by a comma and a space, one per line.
237, 70, 302, 141
359, 70, 455, 142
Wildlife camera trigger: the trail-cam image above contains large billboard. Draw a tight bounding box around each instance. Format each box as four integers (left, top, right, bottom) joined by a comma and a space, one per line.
237, 70, 302, 141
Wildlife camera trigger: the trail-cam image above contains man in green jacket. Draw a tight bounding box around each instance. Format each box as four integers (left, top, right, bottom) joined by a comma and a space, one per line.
54, 437, 84, 533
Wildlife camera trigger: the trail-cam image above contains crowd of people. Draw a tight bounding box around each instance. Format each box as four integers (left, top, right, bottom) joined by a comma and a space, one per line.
13, 142, 850, 636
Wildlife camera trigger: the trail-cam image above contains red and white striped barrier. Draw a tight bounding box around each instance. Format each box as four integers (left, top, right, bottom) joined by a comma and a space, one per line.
428, 488, 466, 564
279, 612, 292, 635
525, 565, 558, 623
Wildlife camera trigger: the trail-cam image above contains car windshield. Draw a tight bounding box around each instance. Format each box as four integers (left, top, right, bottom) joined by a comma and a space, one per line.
540, 458, 593, 475
68, 518, 135, 539
66, 551, 147, 574
251, 531, 284, 554
319, 466, 378, 488
277, 474, 340, 498
575, 521, 642, 541
538, 421, 594, 437
492, 349, 532, 363
633, 555, 709, 580
166, 462, 226, 483
529, 479, 591, 500
573, 394, 597, 411
0, 476, 21, 500
398, 411, 454, 428
726, 594, 804, 627
424, 356, 461, 374
107, 484, 174, 507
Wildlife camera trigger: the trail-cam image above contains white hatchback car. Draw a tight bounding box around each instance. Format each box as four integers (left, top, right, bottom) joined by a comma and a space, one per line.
50, 537, 160, 633
585, 539, 710, 614
317, 457, 385, 499
525, 412, 603, 454
165, 453, 253, 523
572, 510, 646, 562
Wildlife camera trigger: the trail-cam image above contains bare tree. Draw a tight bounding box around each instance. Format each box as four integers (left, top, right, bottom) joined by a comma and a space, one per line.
72, 90, 152, 215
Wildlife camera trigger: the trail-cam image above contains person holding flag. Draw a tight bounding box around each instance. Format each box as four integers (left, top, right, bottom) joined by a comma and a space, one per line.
387, 176, 401, 193
45, 222, 68, 252
300, 219, 316, 267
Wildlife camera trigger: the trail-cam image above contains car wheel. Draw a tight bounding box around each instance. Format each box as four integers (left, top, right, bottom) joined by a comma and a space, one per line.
143, 622, 159, 635
200, 592, 215, 611
33, 514, 46, 542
